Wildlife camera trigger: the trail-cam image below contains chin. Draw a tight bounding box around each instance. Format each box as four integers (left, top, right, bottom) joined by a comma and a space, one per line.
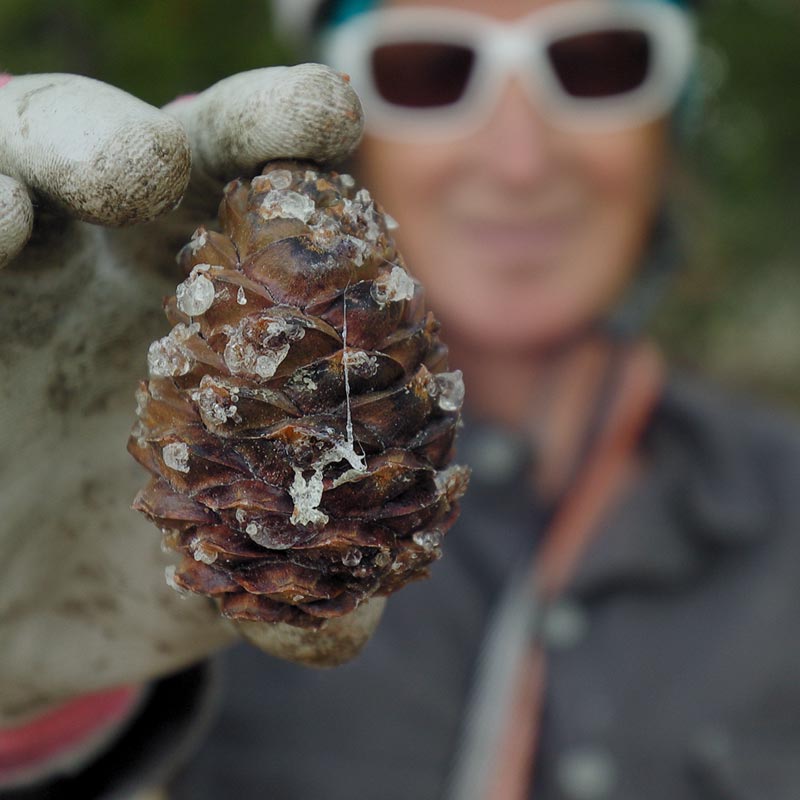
445, 308, 587, 355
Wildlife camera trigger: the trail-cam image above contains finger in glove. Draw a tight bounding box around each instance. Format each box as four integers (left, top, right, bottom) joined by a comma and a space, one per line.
0, 73, 191, 227
0, 174, 33, 268
162, 65, 364, 192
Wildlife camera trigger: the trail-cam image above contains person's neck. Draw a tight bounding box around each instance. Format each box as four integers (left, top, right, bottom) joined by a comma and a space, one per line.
449, 343, 547, 429
449, 332, 620, 499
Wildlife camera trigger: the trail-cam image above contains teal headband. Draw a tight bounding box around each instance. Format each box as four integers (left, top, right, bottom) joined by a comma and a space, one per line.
327, 0, 380, 28
325, 0, 694, 29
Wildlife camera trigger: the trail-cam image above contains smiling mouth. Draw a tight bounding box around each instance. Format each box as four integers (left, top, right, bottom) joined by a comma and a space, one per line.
459, 216, 575, 265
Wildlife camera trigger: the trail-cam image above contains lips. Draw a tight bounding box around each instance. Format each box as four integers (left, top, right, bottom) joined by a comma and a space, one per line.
441, 178, 586, 266
453, 213, 578, 270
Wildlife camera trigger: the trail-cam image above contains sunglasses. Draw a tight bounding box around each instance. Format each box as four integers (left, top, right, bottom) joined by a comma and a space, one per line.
320, 1, 696, 139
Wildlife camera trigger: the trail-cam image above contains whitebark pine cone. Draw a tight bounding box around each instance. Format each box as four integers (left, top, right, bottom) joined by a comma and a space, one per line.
129, 160, 469, 632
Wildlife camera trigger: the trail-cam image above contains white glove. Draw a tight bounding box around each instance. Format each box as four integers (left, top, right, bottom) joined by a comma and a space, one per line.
0, 66, 383, 726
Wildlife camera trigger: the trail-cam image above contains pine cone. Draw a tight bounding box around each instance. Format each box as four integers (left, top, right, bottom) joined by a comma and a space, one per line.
129, 160, 469, 638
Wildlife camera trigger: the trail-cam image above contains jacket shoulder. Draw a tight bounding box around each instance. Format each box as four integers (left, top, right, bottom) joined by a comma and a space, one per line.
651, 371, 800, 540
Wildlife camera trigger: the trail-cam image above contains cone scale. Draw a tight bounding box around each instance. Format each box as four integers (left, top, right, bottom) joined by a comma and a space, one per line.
129, 161, 469, 632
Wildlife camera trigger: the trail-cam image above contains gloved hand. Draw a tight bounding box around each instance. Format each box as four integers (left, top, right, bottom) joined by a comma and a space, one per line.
0, 66, 384, 727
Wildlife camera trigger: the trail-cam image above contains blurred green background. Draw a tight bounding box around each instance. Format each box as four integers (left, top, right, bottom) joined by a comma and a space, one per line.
1, 0, 798, 408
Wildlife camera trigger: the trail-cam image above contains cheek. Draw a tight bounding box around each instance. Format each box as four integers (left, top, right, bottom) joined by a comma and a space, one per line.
577, 125, 668, 264
524, 132, 668, 342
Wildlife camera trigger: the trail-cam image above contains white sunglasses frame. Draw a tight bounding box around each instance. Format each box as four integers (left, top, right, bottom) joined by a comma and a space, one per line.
320, 1, 697, 140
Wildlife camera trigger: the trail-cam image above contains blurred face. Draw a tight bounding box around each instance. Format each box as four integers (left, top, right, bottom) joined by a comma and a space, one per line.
355, 0, 672, 354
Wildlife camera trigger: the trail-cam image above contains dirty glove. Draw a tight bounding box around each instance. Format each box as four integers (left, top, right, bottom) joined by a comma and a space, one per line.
0, 67, 382, 733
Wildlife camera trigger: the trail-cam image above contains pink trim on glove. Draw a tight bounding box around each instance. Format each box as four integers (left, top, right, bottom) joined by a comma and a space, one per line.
0, 74, 12, 89
0, 685, 143, 784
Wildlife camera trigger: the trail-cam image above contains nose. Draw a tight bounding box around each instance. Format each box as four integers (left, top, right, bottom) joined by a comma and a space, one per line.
468, 79, 555, 187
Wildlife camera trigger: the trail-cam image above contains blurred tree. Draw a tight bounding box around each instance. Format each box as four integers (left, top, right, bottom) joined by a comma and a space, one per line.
0, 0, 292, 105
656, 0, 800, 408
0, 0, 798, 406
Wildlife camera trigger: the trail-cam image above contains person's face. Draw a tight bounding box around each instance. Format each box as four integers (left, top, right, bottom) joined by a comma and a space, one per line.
356, 0, 671, 354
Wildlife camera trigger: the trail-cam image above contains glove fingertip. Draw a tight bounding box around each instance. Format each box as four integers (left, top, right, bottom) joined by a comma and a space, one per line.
232, 596, 386, 667
0, 175, 34, 268
265, 63, 365, 165
86, 113, 192, 227
0, 74, 192, 228
175, 64, 364, 185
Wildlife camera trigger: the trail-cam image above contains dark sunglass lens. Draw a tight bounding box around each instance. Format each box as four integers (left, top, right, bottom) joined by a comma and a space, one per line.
547, 30, 651, 98
371, 42, 475, 108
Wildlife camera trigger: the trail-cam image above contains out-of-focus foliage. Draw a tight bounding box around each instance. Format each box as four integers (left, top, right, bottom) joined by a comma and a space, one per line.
0, 0, 293, 106
0, 0, 797, 406
655, 0, 800, 409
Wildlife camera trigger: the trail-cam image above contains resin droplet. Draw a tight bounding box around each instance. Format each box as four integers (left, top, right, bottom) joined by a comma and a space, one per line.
187, 229, 207, 255
162, 442, 190, 473
371, 266, 415, 305
135, 385, 148, 417
342, 548, 363, 567
346, 235, 368, 267
251, 347, 288, 378
222, 315, 303, 380
435, 370, 465, 412
435, 464, 471, 501
288, 467, 329, 527
260, 189, 315, 223
191, 539, 218, 565
245, 519, 298, 550
343, 191, 382, 244
267, 169, 293, 190
164, 565, 189, 596
176, 267, 216, 316
310, 215, 341, 249
192, 375, 238, 426
413, 530, 443, 551
147, 323, 199, 377
344, 350, 378, 378
236, 286, 247, 305
267, 316, 307, 343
